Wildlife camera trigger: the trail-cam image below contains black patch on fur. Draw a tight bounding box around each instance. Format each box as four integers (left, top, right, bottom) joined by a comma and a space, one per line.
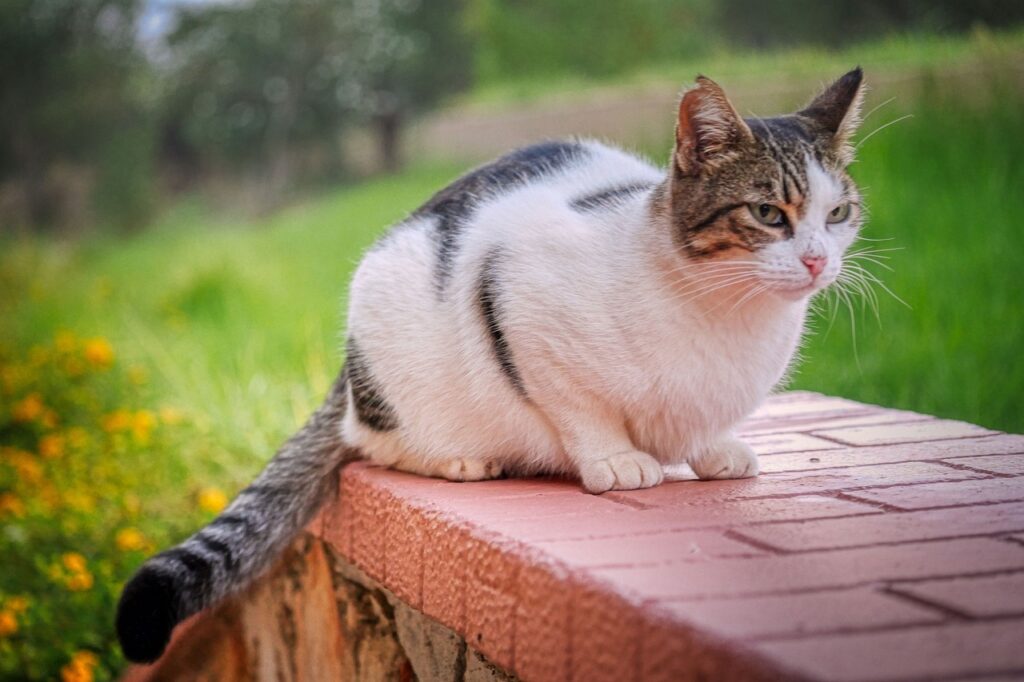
162, 547, 213, 591
209, 513, 253, 534
570, 182, 655, 212
478, 250, 527, 397
414, 141, 588, 289
116, 567, 182, 663
346, 337, 399, 431
195, 533, 237, 571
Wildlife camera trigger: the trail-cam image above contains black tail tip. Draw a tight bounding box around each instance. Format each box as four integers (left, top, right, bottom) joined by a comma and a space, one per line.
116, 566, 182, 663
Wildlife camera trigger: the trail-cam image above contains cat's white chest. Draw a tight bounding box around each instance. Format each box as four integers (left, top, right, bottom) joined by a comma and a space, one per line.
623, 301, 806, 461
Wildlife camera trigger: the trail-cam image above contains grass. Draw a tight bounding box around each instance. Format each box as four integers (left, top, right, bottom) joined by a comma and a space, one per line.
1, 67, 1022, 680
464, 26, 1024, 107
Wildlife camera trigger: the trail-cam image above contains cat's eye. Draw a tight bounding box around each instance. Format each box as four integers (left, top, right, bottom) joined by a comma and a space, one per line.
749, 203, 786, 228
827, 203, 852, 224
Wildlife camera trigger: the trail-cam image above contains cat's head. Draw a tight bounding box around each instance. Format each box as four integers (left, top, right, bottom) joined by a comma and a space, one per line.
667, 68, 866, 300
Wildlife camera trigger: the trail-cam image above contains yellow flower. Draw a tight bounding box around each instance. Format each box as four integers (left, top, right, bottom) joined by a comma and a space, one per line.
39, 434, 65, 459
64, 490, 95, 512
62, 552, 87, 573
83, 338, 114, 368
0, 493, 24, 518
61, 651, 98, 682
66, 571, 94, 592
115, 527, 147, 552
131, 410, 156, 444
102, 409, 131, 433
198, 487, 228, 514
6, 596, 29, 612
12, 393, 44, 422
0, 610, 17, 637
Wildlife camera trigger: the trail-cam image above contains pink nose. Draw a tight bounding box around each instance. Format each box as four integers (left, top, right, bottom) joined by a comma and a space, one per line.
801, 256, 827, 277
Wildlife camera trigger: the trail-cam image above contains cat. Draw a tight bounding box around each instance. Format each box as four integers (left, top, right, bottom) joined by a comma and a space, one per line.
117, 68, 867, 663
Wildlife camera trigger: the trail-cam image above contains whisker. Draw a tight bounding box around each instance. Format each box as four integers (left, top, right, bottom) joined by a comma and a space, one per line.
856, 114, 913, 149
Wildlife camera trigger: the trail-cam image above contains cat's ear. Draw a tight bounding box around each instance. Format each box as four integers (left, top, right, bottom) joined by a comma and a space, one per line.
799, 67, 865, 164
674, 76, 754, 176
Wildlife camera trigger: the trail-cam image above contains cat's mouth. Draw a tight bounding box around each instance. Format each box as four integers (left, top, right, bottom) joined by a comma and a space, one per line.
765, 277, 831, 301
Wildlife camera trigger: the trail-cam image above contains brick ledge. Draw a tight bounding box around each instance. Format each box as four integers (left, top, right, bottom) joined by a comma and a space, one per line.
128, 392, 1024, 681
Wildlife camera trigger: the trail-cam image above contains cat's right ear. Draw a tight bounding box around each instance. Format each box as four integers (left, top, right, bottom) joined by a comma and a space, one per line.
674, 76, 753, 176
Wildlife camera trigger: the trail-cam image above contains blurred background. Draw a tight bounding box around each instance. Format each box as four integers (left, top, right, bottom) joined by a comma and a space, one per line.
1, 1, 1022, 679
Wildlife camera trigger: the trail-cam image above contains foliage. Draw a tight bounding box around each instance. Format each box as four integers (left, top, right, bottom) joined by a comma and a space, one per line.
0, 331, 233, 680
716, 0, 1024, 49
0, 0, 155, 231
164, 0, 473, 185
473, 0, 715, 81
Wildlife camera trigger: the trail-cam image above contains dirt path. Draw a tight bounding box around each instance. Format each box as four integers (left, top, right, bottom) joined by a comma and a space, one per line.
345, 58, 1023, 171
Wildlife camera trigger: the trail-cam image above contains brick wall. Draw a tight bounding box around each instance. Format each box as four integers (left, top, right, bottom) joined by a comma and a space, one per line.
127, 392, 1024, 681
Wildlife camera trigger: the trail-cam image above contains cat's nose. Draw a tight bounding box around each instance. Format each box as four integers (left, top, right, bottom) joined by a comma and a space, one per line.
801, 256, 827, 277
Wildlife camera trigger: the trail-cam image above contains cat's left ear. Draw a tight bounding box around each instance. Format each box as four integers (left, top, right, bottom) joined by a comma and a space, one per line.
675, 76, 754, 176
799, 67, 865, 165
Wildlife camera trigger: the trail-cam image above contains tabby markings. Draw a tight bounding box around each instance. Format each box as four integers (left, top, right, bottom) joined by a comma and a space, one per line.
570, 182, 655, 212
346, 337, 399, 431
413, 141, 588, 290
478, 249, 528, 397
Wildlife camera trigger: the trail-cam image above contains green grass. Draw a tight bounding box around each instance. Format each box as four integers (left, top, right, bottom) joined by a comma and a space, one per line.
464, 25, 1024, 107
1, 69, 1022, 680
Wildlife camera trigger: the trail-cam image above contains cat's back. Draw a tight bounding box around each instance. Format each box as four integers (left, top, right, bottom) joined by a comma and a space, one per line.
415, 139, 658, 218
351, 139, 661, 305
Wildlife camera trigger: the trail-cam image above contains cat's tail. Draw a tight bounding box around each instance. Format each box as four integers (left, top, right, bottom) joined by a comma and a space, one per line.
115, 367, 358, 663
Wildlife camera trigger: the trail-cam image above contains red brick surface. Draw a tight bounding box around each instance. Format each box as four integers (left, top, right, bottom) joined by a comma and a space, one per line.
315, 392, 1024, 681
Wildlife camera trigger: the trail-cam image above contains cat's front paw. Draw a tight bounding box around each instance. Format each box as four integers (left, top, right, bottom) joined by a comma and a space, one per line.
579, 450, 663, 494
690, 438, 759, 480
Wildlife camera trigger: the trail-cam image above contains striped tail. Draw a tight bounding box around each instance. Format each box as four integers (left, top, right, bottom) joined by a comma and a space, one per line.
116, 368, 357, 663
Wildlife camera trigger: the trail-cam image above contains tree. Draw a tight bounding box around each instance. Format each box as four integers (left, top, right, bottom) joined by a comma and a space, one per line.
0, 0, 153, 231
163, 0, 473, 200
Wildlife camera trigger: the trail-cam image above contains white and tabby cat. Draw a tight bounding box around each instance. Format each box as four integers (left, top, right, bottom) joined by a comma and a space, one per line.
118, 69, 867, 662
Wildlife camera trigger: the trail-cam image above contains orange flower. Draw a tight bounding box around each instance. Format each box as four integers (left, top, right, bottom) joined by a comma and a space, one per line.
102, 409, 131, 433
39, 434, 65, 459
82, 338, 114, 368
66, 571, 94, 592
62, 552, 87, 573
12, 393, 44, 422
115, 527, 146, 552
61, 651, 98, 682
6, 596, 29, 613
131, 410, 156, 444
0, 610, 17, 637
198, 487, 228, 514
8, 451, 43, 484
0, 493, 24, 518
